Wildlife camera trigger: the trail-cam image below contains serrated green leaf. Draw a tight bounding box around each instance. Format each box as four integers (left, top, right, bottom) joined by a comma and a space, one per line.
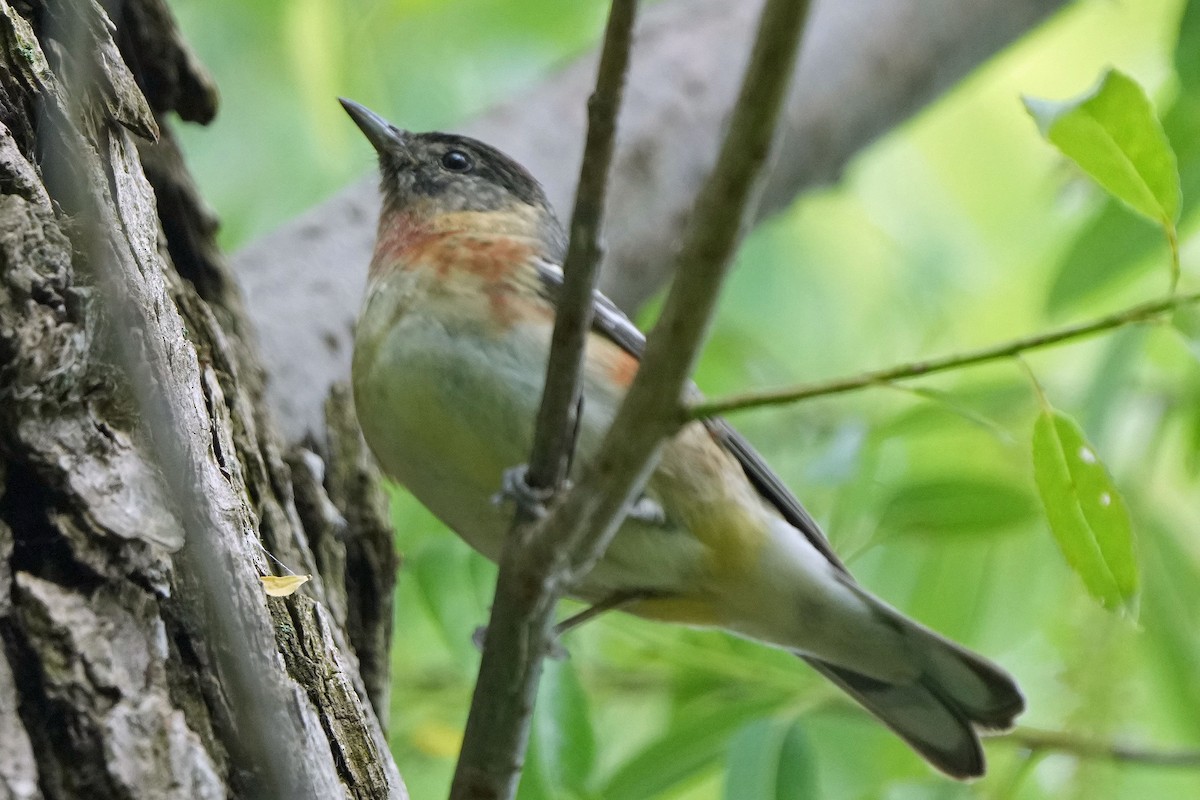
879, 477, 1037, 538
532, 658, 596, 797
1044, 90, 1200, 313
723, 718, 817, 800
1024, 69, 1180, 226
1031, 409, 1138, 611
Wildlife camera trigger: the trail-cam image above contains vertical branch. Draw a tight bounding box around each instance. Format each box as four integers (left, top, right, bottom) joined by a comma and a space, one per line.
526, 0, 640, 492
449, 3, 640, 798
449, 0, 813, 798
551, 0, 814, 578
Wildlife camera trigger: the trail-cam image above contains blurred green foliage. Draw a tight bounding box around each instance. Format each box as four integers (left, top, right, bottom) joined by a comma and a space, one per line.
170, 0, 1200, 797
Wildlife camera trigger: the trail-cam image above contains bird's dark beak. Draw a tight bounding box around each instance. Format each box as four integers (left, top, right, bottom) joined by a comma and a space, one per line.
339, 98, 407, 154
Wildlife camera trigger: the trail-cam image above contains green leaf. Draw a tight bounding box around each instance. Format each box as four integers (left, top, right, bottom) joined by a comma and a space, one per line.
1044, 91, 1200, 313
602, 704, 767, 800
1031, 409, 1138, 611
532, 658, 596, 797
1176, 0, 1200, 90
1024, 69, 1180, 226
723, 718, 817, 800
1142, 519, 1200, 739
879, 477, 1038, 539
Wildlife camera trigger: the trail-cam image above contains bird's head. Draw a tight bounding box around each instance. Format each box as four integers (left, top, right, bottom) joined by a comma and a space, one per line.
340, 98, 565, 260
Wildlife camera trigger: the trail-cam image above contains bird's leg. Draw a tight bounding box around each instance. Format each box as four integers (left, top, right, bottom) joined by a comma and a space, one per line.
563, 392, 584, 477
473, 592, 649, 660
554, 590, 651, 638
492, 393, 586, 520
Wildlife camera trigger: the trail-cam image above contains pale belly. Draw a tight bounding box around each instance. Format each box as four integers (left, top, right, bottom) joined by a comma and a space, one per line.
352, 296, 709, 601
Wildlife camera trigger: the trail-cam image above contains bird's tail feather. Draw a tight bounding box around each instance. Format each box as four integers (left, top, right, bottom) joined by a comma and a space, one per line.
800, 597, 1023, 779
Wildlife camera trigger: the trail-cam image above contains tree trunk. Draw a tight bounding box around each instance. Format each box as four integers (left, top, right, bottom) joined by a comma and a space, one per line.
0, 1, 403, 797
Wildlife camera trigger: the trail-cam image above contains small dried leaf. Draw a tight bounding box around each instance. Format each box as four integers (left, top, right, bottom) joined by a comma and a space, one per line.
259, 574, 311, 597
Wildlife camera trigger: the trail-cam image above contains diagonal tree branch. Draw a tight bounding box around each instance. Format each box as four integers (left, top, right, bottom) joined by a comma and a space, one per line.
1006, 727, 1200, 768
449, 2, 641, 797
688, 289, 1200, 420
527, 0, 639, 494
449, 0, 813, 797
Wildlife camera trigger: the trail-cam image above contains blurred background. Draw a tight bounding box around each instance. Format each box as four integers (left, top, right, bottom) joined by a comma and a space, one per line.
169, 0, 1199, 797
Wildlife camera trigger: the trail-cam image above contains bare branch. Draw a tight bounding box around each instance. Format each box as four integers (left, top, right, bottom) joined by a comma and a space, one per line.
449, 2, 640, 796
448, 0, 813, 797
527, 0, 639, 493
688, 289, 1200, 420
1006, 727, 1200, 768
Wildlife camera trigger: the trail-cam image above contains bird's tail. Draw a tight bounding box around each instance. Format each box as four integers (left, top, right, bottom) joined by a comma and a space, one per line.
801, 595, 1024, 779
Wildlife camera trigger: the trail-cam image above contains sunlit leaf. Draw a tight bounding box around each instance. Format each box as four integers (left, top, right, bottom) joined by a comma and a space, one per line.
259, 574, 311, 597
723, 718, 817, 800
1025, 69, 1179, 228
1031, 409, 1138, 611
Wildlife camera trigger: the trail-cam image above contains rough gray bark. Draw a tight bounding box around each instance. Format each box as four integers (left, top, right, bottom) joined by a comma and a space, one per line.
0, 1, 401, 798
234, 0, 1069, 442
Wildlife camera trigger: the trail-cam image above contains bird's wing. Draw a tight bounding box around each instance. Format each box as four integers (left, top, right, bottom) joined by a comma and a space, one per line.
534, 259, 849, 575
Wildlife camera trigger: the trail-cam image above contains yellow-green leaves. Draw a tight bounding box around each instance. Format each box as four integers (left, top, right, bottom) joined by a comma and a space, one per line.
1025, 69, 1179, 228
1031, 410, 1137, 612
1025, 69, 1181, 290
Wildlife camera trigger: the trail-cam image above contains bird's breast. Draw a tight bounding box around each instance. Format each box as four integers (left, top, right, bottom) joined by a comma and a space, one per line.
353, 272, 554, 558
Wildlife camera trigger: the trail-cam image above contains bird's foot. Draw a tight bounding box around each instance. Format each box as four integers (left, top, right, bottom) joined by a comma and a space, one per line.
491, 464, 568, 520
627, 495, 667, 526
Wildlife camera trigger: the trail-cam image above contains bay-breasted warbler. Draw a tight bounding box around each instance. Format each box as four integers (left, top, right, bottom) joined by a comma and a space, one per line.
341, 98, 1024, 779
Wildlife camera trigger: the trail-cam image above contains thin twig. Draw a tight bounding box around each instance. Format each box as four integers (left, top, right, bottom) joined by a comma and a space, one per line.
448, 2, 640, 798
448, 0, 814, 796
1006, 727, 1200, 768
688, 289, 1200, 420
545, 0, 813, 580
525, 1, 638, 493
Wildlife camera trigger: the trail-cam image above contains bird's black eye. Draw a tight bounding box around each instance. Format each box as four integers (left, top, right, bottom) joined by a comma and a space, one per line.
441, 149, 473, 172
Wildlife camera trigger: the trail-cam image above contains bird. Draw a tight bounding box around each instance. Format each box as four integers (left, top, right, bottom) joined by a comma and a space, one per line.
340, 97, 1024, 779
